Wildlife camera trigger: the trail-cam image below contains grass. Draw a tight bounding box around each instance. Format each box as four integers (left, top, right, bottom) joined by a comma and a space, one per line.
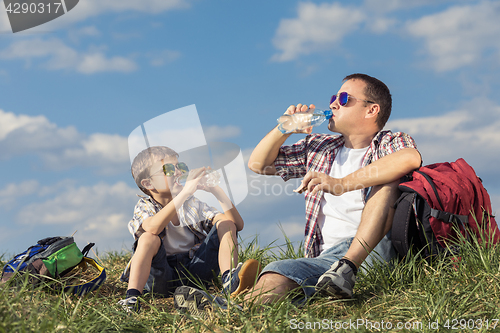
1, 231, 500, 333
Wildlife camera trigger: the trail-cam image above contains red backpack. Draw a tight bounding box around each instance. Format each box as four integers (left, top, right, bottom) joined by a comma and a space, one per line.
392, 158, 499, 258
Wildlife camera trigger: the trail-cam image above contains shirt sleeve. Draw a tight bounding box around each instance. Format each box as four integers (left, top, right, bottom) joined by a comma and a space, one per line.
128, 197, 160, 240
274, 136, 311, 182
199, 200, 220, 233
377, 131, 419, 160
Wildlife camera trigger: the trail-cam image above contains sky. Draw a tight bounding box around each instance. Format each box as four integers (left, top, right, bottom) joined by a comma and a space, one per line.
1, 0, 500, 257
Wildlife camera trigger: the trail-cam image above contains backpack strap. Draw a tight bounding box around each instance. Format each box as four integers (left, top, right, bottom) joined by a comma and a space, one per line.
430, 209, 468, 225
64, 257, 106, 296
392, 191, 417, 257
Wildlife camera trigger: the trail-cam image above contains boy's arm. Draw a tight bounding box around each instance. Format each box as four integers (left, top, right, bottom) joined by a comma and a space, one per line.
142, 169, 206, 235
140, 192, 190, 235
208, 186, 244, 231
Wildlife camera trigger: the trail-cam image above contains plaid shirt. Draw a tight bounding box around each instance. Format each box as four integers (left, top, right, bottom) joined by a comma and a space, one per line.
274, 130, 418, 258
128, 195, 220, 257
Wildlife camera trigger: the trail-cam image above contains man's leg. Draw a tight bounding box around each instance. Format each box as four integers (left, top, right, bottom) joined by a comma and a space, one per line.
316, 181, 400, 298
344, 180, 400, 267
244, 272, 300, 304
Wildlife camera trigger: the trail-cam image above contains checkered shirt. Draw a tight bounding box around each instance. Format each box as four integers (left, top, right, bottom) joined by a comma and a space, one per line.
274, 130, 418, 258
128, 195, 220, 257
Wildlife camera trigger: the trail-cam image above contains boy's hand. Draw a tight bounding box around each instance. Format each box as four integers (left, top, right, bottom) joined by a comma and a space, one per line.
181, 167, 206, 196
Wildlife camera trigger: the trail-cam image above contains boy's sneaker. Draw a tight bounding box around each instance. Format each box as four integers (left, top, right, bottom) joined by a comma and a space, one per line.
117, 296, 141, 313
174, 286, 241, 319
315, 260, 356, 299
222, 259, 262, 296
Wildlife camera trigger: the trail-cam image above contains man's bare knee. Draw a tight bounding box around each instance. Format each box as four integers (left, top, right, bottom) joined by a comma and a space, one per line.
246, 272, 301, 304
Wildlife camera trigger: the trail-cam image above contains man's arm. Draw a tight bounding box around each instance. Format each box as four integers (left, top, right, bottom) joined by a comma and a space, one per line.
248, 104, 314, 175
300, 148, 421, 196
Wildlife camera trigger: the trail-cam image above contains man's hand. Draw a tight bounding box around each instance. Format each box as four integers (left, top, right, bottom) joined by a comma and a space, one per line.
283, 103, 316, 134
295, 170, 346, 196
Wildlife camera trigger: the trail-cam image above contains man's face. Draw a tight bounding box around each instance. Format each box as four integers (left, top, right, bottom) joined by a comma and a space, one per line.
327, 79, 372, 134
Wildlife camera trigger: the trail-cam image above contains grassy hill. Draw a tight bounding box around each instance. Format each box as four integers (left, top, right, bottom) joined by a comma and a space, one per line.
1, 233, 499, 333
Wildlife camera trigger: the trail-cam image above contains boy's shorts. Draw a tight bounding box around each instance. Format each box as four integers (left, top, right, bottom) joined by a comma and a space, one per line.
260, 233, 396, 300
141, 224, 220, 296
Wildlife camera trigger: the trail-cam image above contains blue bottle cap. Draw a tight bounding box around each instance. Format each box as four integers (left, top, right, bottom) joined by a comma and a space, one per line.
323, 110, 333, 119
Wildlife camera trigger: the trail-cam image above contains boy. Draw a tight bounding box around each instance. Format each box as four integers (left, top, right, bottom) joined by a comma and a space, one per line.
119, 146, 260, 312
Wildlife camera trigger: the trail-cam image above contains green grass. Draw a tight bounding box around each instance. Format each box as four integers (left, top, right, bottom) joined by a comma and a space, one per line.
1, 231, 500, 333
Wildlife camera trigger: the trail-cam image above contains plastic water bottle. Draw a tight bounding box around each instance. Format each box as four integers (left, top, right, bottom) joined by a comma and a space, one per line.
277, 109, 333, 134
200, 170, 221, 187
177, 169, 221, 187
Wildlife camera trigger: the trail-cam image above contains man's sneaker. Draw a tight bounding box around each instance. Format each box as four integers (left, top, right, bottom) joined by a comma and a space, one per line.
315, 260, 356, 299
222, 259, 262, 296
174, 286, 241, 319
118, 296, 141, 313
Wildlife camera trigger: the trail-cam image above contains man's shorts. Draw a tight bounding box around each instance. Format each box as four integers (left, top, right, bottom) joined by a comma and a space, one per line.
143, 224, 220, 296
260, 233, 396, 299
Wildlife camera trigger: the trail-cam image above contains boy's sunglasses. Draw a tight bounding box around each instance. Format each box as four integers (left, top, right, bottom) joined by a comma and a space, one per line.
330, 91, 375, 107
151, 162, 189, 177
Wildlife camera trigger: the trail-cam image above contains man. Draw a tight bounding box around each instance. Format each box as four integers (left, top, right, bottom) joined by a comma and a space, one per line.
246, 73, 421, 302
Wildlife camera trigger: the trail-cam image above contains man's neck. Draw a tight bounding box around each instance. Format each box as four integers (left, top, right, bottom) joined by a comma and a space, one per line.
342, 130, 380, 149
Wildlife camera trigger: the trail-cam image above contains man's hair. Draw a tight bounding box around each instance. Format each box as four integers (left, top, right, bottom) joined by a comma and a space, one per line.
343, 73, 392, 129
131, 146, 179, 195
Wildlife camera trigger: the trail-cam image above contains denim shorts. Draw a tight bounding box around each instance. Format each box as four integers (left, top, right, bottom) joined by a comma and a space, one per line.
142, 224, 220, 296
260, 233, 396, 299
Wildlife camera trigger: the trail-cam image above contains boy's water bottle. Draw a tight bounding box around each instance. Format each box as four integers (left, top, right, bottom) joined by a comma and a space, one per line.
178, 169, 221, 187
201, 170, 221, 187
277, 109, 333, 134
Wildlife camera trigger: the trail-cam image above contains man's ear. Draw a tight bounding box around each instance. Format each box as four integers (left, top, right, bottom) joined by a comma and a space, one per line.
365, 103, 380, 120
141, 178, 154, 190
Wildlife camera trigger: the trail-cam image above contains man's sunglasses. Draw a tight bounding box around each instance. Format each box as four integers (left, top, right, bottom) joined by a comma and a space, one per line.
151, 162, 189, 177
330, 91, 375, 107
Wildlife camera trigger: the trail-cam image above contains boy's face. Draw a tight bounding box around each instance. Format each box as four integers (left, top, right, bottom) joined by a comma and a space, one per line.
147, 156, 185, 198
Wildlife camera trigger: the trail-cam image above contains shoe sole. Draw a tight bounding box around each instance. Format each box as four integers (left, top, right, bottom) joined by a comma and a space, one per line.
315, 278, 352, 299
174, 286, 212, 319
231, 259, 262, 296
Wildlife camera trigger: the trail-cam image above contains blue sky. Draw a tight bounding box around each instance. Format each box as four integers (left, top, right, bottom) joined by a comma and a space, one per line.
1, 0, 500, 256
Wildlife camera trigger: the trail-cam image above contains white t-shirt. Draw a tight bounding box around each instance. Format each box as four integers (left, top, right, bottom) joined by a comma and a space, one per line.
164, 221, 196, 255
318, 145, 369, 253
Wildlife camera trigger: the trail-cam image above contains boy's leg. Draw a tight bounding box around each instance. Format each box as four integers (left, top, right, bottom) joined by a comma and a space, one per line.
215, 219, 238, 273
127, 232, 161, 292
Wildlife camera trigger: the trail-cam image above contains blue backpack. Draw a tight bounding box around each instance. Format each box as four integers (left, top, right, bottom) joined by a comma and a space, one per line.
1, 236, 106, 296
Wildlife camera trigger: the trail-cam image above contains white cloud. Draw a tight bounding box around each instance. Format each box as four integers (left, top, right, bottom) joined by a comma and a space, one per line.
386, 98, 500, 175
406, 1, 500, 71
0, 38, 137, 74
15, 181, 138, 253
0, 180, 40, 210
147, 49, 181, 67
0, 109, 129, 173
271, 2, 365, 62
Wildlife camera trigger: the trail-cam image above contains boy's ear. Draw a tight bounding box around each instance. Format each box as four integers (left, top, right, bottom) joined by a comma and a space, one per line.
141, 178, 154, 190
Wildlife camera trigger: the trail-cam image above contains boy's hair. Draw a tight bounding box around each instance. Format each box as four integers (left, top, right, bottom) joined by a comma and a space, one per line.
131, 146, 179, 195
343, 73, 392, 129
